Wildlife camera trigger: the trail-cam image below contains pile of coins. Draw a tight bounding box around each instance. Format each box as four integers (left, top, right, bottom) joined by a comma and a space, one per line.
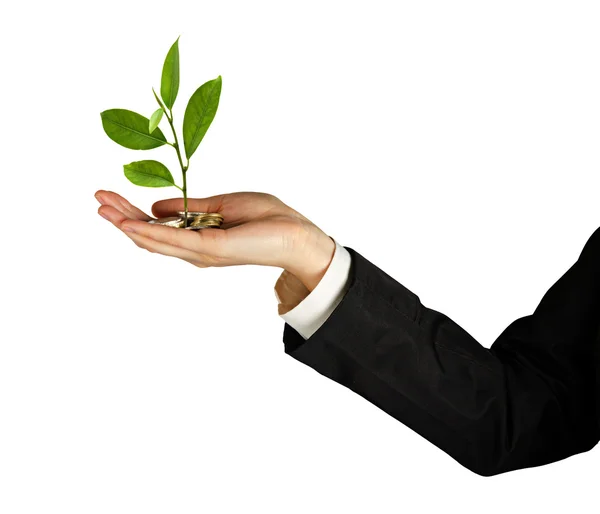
147, 211, 224, 230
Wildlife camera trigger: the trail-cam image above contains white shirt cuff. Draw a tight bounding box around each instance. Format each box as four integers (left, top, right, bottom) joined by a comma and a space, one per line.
275, 238, 352, 340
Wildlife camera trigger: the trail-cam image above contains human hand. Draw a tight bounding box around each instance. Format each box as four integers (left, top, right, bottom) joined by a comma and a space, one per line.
95, 190, 335, 291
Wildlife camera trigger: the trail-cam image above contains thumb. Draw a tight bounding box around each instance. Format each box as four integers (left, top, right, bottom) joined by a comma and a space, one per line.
151, 194, 226, 218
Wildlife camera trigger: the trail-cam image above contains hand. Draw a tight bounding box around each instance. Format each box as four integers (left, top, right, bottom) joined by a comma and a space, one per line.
95, 190, 336, 291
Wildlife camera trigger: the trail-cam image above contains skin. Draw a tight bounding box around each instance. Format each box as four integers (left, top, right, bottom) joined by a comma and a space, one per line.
94, 190, 336, 292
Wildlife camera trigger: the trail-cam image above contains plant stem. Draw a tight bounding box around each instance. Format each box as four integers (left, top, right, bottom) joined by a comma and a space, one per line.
166, 112, 189, 226
153, 90, 190, 227
182, 167, 188, 218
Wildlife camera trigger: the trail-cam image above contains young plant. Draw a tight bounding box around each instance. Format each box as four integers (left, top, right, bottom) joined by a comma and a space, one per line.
100, 36, 222, 227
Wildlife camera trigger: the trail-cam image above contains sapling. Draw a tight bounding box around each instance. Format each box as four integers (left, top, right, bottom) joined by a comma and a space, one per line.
100, 36, 222, 228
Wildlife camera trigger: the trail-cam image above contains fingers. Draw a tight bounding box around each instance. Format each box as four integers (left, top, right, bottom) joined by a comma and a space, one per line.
95, 190, 153, 221
98, 204, 133, 229
123, 231, 210, 267
152, 193, 226, 219
119, 218, 229, 257
97, 190, 230, 256
97, 202, 223, 266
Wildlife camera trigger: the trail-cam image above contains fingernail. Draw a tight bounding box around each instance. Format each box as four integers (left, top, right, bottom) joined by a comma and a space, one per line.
95, 194, 105, 204
99, 212, 109, 221
122, 224, 136, 233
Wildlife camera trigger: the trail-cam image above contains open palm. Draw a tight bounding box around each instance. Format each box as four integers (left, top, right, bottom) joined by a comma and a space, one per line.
95, 190, 318, 270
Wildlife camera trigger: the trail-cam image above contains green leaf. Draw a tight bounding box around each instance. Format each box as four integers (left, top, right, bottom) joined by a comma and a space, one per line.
149, 108, 164, 133
101, 109, 167, 150
183, 75, 222, 160
161, 37, 180, 110
123, 160, 177, 188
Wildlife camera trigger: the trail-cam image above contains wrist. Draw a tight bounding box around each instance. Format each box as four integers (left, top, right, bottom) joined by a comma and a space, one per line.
284, 223, 336, 292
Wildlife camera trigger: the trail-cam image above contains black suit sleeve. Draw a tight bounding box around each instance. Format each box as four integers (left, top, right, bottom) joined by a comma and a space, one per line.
282, 229, 600, 477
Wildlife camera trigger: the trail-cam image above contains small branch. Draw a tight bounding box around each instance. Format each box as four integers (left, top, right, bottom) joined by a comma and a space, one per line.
153, 88, 170, 119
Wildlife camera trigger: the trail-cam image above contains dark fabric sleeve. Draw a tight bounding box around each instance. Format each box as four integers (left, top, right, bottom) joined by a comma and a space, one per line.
282, 229, 600, 477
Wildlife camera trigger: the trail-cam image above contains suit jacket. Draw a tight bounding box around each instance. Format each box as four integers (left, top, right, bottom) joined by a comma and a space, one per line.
281, 226, 600, 476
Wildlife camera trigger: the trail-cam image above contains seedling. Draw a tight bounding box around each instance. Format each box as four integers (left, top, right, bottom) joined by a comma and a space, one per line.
100, 36, 222, 227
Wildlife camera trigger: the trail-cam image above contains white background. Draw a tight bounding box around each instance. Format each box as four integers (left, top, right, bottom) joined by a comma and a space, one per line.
1, 1, 599, 512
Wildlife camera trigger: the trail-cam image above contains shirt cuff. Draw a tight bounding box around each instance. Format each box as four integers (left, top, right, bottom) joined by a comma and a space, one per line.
274, 237, 352, 340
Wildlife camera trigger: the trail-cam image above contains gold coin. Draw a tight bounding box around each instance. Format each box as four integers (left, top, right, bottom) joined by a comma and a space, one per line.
191, 215, 221, 223
185, 216, 223, 230
190, 222, 221, 229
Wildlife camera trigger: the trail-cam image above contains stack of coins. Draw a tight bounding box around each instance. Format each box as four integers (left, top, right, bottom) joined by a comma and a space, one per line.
147, 212, 224, 230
